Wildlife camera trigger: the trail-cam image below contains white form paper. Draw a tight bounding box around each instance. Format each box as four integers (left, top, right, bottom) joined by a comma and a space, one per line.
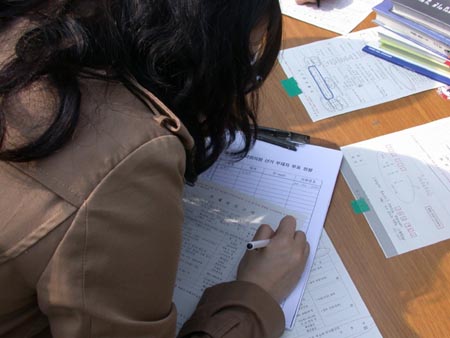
341, 117, 450, 257
201, 137, 343, 328
280, 0, 381, 35
282, 231, 382, 338
279, 27, 442, 122
174, 180, 306, 330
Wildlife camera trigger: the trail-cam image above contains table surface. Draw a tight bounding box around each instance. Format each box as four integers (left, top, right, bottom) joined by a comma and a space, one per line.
258, 12, 450, 338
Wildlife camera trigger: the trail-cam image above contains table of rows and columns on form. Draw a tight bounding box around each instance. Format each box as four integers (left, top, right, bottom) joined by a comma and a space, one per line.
203, 158, 322, 229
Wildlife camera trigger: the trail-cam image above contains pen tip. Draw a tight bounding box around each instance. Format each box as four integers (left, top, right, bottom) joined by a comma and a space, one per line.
246, 243, 253, 249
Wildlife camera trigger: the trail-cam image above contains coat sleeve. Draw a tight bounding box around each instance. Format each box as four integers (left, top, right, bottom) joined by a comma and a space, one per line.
37, 135, 186, 338
178, 281, 285, 338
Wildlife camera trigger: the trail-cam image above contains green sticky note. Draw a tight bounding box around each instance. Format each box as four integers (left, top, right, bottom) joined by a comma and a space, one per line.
281, 77, 302, 97
351, 198, 370, 214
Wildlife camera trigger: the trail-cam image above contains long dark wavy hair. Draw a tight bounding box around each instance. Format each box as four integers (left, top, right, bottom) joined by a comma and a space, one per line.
0, 0, 282, 180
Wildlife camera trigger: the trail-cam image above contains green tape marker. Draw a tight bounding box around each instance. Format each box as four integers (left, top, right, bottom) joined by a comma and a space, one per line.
281, 77, 302, 97
351, 198, 370, 214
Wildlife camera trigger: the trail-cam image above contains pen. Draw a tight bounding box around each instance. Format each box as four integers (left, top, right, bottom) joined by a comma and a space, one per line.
257, 126, 310, 144
255, 126, 310, 151
257, 134, 298, 151
246, 239, 271, 250
317, 0, 320, 8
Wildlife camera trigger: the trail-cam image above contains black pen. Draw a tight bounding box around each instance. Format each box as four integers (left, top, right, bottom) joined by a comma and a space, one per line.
256, 126, 311, 145
257, 134, 298, 151
317, 0, 320, 8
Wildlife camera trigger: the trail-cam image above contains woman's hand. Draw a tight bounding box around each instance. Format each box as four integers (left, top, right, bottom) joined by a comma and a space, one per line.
237, 216, 310, 303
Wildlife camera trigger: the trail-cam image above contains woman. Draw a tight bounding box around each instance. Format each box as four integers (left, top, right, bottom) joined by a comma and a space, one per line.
0, 1, 310, 337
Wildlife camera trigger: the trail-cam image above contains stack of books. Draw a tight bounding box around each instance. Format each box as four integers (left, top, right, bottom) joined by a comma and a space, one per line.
363, 0, 450, 85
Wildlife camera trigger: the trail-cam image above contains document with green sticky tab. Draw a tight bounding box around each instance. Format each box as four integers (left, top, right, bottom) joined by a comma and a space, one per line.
341, 118, 450, 258
281, 77, 303, 97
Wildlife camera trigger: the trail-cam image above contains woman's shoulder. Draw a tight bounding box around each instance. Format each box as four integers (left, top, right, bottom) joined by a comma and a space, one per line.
79, 77, 177, 148
0, 78, 188, 264
11, 78, 189, 207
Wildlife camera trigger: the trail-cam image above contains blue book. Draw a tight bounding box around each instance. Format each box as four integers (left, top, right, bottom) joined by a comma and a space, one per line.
373, 0, 450, 58
363, 44, 450, 85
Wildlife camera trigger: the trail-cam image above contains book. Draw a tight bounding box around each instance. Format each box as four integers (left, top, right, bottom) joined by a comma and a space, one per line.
379, 42, 450, 75
378, 28, 450, 69
363, 43, 450, 85
392, 0, 450, 39
373, 0, 450, 59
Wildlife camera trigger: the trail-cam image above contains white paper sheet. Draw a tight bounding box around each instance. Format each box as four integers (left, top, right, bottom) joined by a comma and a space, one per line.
174, 180, 304, 330
280, 0, 381, 35
282, 231, 382, 338
279, 27, 442, 122
200, 137, 343, 328
341, 117, 450, 257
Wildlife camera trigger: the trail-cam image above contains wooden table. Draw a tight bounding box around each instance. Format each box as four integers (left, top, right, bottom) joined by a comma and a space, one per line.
259, 12, 450, 338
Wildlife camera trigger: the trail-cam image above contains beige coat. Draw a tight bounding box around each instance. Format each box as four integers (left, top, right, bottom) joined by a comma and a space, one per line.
0, 21, 284, 338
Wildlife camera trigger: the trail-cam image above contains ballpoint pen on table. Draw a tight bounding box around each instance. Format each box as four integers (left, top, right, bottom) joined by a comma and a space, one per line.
254, 126, 310, 151
257, 126, 311, 143
256, 134, 297, 151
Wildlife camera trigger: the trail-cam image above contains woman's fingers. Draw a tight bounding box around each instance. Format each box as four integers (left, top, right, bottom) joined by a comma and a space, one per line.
252, 223, 275, 240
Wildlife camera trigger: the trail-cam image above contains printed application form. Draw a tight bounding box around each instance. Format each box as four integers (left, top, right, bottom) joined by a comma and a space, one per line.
174, 181, 303, 329
280, 0, 380, 35
174, 137, 343, 330
341, 118, 450, 257
202, 138, 343, 329
282, 231, 382, 338
279, 27, 442, 122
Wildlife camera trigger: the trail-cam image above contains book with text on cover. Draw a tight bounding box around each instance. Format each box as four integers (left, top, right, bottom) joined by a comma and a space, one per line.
373, 0, 450, 58
392, 0, 450, 39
